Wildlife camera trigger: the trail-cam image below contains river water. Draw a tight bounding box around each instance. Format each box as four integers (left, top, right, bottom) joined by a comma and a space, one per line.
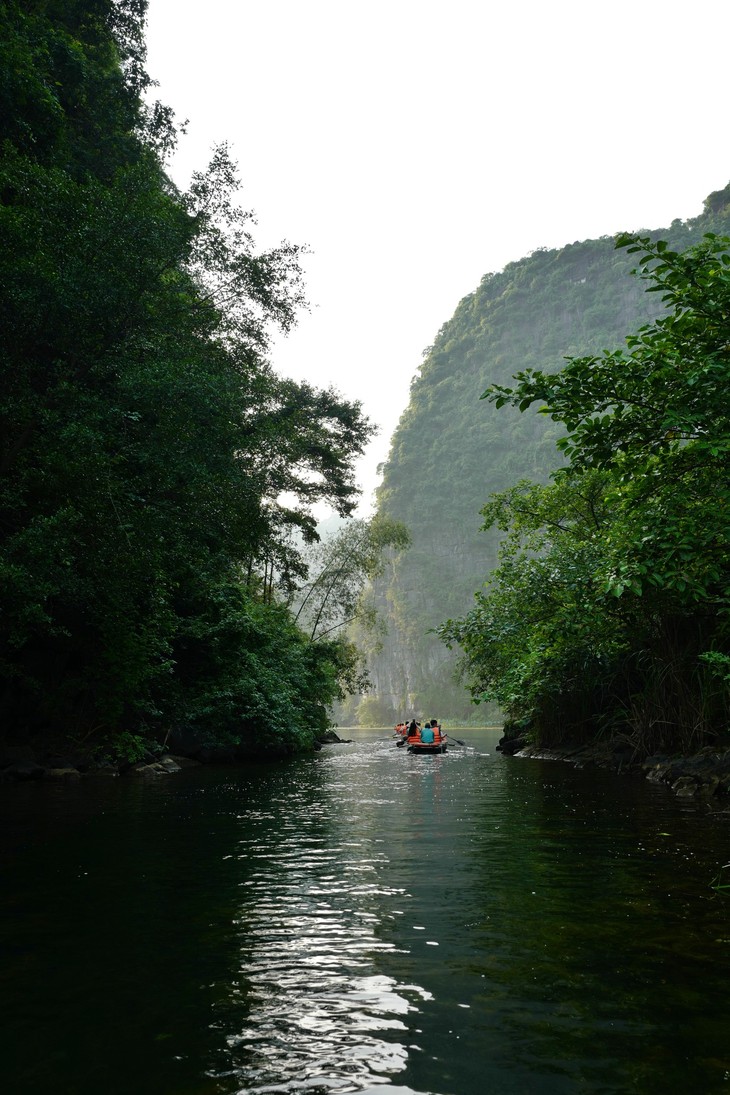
1, 728, 729, 1094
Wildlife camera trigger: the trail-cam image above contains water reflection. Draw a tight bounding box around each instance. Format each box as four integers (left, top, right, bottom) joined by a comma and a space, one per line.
213, 754, 434, 1093
434, 752, 730, 1093
2, 731, 729, 1095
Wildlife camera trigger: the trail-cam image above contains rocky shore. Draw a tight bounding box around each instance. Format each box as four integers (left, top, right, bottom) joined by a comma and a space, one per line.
0, 729, 350, 783
498, 732, 730, 805
0, 750, 204, 783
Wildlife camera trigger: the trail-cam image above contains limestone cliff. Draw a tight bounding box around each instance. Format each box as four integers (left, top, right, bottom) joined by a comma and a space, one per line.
359, 189, 730, 724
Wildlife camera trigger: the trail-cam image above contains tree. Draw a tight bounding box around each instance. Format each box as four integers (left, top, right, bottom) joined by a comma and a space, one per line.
0, 0, 374, 755
440, 471, 627, 742
445, 233, 730, 752
294, 515, 410, 642
483, 233, 730, 606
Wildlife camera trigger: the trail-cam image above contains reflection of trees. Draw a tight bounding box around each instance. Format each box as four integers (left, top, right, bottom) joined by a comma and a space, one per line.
460, 758, 730, 1090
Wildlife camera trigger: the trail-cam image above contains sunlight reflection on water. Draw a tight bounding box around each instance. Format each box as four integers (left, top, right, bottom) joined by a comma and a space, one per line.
3, 729, 730, 1094
204, 729, 730, 1095
217, 743, 439, 1094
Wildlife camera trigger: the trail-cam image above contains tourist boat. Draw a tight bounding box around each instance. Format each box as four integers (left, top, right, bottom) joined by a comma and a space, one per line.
397, 723, 448, 754
408, 731, 448, 754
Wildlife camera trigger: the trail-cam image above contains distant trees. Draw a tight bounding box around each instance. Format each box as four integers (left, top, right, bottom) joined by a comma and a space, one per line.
291, 516, 411, 703
294, 516, 411, 642
0, 0, 374, 757
442, 231, 730, 754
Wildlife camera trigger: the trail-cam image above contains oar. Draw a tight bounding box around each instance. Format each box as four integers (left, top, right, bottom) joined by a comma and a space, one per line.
446, 736, 466, 746
395, 736, 408, 748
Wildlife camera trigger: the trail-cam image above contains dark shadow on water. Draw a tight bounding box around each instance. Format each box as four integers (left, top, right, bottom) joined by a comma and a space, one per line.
1, 733, 729, 1094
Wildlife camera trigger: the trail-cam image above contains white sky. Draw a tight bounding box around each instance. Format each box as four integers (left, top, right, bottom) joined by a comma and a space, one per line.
144, 0, 730, 513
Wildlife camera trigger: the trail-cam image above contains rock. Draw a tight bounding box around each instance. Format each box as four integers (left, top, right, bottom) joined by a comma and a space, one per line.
672, 776, 700, 798
157, 755, 183, 773
317, 730, 350, 745
166, 754, 201, 769
671, 775, 719, 798
47, 753, 91, 772
701, 775, 721, 797
131, 756, 190, 776
507, 738, 730, 801
2, 761, 45, 781
128, 762, 156, 777
497, 734, 528, 755
45, 767, 82, 780
642, 754, 671, 771
129, 760, 178, 777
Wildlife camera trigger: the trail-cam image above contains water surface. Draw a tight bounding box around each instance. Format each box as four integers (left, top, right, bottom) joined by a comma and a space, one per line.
1, 728, 729, 1094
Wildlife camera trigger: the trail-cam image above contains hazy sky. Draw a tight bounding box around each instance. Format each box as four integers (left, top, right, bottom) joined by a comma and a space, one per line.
144, 0, 730, 512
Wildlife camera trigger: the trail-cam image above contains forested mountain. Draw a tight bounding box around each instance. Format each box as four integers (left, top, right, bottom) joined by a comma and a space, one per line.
0, 0, 375, 763
359, 188, 730, 726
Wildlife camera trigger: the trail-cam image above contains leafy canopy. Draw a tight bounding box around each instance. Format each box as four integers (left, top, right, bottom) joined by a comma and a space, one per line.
0, 0, 375, 754
444, 232, 730, 751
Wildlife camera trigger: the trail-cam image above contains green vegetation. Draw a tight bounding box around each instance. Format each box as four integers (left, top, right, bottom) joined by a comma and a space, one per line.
442, 229, 730, 754
0, 0, 375, 762
294, 516, 411, 642
369, 184, 730, 727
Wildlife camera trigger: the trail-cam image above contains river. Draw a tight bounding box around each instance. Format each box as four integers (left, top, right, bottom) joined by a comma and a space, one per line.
1, 728, 729, 1094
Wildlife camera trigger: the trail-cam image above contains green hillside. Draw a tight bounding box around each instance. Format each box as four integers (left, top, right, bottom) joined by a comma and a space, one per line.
361, 187, 730, 725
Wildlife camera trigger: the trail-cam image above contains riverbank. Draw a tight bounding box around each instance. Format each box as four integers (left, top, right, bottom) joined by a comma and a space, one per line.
499, 732, 730, 805
0, 728, 352, 783
0, 750, 204, 783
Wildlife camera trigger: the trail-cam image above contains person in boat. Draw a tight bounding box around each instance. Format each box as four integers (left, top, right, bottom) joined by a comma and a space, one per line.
428, 719, 443, 744
420, 724, 435, 744
407, 719, 419, 740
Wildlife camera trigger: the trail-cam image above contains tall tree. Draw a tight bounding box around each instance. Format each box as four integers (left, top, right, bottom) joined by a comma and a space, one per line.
0, 0, 373, 755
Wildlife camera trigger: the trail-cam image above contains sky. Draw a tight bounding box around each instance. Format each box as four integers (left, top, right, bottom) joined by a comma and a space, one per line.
144, 0, 730, 513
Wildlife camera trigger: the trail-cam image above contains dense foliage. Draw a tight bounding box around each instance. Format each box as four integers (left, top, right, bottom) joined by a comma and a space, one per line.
369, 187, 730, 726
0, 0, 374, 760
442, 226, 730, 754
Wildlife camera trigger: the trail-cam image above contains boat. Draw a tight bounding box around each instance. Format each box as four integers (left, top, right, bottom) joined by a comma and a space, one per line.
408, 732, 448, 754
397, 722, 448, 754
